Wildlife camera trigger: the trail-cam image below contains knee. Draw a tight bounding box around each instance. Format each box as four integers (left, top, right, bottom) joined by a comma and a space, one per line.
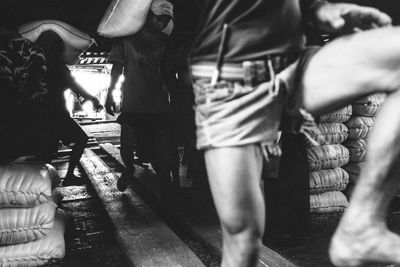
221, 218, 263, 258
220, 215, 263, 244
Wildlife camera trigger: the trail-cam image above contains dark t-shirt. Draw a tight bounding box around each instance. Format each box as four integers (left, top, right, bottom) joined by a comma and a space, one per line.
190, 0, 307, 63
109, 30, 172, 113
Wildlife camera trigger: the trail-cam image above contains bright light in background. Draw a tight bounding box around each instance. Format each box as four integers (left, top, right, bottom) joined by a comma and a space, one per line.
68, 67, 111, 119
81, 100, 94, 117
112, 74, 124, 109
64, 89, 75, 116
70, 69, 111, 104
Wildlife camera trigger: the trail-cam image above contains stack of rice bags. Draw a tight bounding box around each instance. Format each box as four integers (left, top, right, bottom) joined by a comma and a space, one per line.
0, 163, 69, 266
342, 93, 386, 196
307, 105, 352, 213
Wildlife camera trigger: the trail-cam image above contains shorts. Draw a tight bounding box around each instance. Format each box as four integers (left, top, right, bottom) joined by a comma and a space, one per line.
191, 47, 319, 150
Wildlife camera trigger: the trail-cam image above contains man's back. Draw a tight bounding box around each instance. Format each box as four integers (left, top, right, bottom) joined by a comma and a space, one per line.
109, 28, 171, 113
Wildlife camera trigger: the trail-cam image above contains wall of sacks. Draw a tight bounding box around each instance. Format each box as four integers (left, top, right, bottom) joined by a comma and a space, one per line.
0, 163, 69, 266
307, 105, 352, 213
342, 93, 386, 197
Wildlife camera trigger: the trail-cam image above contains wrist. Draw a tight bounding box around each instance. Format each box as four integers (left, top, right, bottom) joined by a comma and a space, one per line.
307, 0, 329, 28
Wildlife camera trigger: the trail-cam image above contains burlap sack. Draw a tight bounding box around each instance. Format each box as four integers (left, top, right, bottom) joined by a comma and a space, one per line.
97, 0, 153, 37
0, 163, 60, 208
343, 139, 368, 163
309, 168, 349, 194
0, 193, 61, 245
307, 144, 350, 172
310, 191, 349, 213
18, 20, 94, 65
0, 210, 69, 267
306, 123, 348, 146
345, 116, 375, 140
319, 105, 352, 123
352, 93, 386, 117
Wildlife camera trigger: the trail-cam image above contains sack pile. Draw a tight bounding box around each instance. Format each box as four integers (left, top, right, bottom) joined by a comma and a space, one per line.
0, 163, 69, 267
307, 105, 352, 213
342, 93, 386, 196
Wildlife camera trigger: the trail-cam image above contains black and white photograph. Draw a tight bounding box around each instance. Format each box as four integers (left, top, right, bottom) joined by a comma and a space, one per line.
1, 0, 400, 266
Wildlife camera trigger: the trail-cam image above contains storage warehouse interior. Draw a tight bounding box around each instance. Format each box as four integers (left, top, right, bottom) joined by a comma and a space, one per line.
1, 0, 400, 266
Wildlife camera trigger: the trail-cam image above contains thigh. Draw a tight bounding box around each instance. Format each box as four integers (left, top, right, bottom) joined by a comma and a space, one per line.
204, 144, 265, 226
302, 27, 400, 115
120, 122, 137, 149
56, 115, 87, 144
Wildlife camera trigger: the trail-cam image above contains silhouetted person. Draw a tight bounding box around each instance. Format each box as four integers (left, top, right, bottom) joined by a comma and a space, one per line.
105, 1, 179, 196
36, 30, 102, 185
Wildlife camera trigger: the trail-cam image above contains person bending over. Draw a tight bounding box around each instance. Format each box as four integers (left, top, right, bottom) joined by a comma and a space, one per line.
36, 30, 102, 186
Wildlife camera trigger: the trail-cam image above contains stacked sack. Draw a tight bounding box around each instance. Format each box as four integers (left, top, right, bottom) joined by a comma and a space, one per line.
0, 163, 69, 266
307, 105, 352, 213
342, 93, 386, 196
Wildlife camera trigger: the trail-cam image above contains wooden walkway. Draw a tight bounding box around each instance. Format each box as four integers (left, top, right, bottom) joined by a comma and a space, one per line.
55, 120, 400, 267
80, 148, 205, 267
99, 143, 296, 267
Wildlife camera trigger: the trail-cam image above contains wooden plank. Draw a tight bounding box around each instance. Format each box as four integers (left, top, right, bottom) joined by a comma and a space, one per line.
80, 149, 205, 267
79, 119, 117, 125
56, 185, 92, 202
100, 143, 297, 267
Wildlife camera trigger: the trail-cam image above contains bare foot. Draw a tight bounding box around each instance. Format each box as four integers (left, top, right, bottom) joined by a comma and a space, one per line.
329, 222, 400, 266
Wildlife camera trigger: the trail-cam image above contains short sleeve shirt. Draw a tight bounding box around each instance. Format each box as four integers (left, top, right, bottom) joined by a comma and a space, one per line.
108, 30, 172, 113
190, 0, 307, 64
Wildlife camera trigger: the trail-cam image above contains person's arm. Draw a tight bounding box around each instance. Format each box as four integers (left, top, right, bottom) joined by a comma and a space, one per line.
105, 62, 123, 115
59, 63, 103, 111
301, 0, 392, 34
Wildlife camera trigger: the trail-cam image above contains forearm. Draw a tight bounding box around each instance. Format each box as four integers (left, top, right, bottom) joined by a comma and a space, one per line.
69, 79, 94, 100
301, 0, 329, 26
107, 63, 123, 98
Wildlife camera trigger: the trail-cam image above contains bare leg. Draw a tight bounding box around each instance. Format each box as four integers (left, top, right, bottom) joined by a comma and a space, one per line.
330, 90, 400, 266
66, 137, 87, 177
302, 27, 400, 266
204, 144, 265, 267
63, 117, 88, 186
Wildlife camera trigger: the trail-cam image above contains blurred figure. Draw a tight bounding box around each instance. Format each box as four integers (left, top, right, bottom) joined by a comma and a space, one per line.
35, 30, 102, 186
105, 0, 178, 196
188, 1, 398, 266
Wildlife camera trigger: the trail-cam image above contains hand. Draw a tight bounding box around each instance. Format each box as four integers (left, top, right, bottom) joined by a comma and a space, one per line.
91, 97, 103, 112
311, 3, 392, 34
105, 95, 116, 116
